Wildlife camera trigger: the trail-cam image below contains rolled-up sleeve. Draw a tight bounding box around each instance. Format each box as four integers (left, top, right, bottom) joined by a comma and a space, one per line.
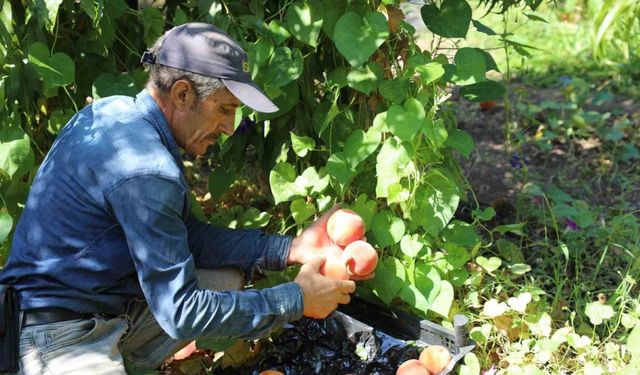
104, 174, 304, 340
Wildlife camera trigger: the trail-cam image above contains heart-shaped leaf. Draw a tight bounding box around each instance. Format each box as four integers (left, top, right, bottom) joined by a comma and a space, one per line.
452, 47, 486, 85
375, 138, 413, 198
208, 167, 235, 201
285, 0, 324, 47
334, 12, 389, 67
33, 0, 63, 32
483, 298, 509, 318
508, 292, 532, 313
424, 118, 448, 149
325, 152, 355, 195
0, 210, 13, 244
0, 126, 34, 180
379, 79, 409, 103
352, 193, 377, 230
291, 199, 317, 226
28, 42, 75, 90
239, 208, 271, 228
266, 47, 303, 89
415, 62, 445, 84
409, 169, 460, 238
429, 280, 454, 318
585, 302, 614, 326
386, 98, 426, 142
399, 284, 430, 315
141, 7, 164, 45
442, 220, 480, 248
372, 210, 405, 248
346, 62, 383, 95
460, 81, 506, 102
400, 234, 424, 258
269, 162, 307, 204
446, 128, 474, 157
290, 132, 316, 157
300, 167, 329, 196
343, 127, 381, 169
92, 73, 137, 99
476, 256, 502, 273
415, 263, 441, 306
420, 0, 472, 39
366, 257, 406, 304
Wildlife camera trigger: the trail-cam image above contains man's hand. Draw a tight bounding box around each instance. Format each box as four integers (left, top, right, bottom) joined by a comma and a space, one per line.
294, 256, 356, 319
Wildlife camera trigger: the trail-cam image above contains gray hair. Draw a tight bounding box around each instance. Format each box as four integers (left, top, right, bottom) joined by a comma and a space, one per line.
145, 34, 225, 101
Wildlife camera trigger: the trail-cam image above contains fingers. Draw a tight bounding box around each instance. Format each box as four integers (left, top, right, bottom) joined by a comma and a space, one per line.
339, 293, 351, 305
349, 272, 376, 281
337, 279, 356, 294
304, 255, 326, 272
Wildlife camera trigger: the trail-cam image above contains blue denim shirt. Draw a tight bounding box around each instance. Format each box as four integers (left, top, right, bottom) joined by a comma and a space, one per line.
0, 90, 304, 340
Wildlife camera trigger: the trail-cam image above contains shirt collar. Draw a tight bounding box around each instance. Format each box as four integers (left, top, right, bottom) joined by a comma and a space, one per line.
135, 89, 184, 170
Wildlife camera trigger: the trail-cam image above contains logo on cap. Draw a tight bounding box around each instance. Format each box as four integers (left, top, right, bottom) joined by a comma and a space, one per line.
242, 60, 249, 73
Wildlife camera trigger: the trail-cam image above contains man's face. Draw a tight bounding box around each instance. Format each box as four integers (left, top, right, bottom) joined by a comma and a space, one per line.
178, 88, 241, 157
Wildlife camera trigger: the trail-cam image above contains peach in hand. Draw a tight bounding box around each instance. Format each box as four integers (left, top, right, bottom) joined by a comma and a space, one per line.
419, 345, 452, 374
326, 209, 365, 247
320, 257, 349, 280
396, 359, 429, 375
342, 240, 378, 276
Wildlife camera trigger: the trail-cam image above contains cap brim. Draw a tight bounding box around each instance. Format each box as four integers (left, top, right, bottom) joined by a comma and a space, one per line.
222, 79, 279, 114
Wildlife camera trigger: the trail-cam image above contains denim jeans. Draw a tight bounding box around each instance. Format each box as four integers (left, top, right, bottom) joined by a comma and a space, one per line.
15, 268, 244, 375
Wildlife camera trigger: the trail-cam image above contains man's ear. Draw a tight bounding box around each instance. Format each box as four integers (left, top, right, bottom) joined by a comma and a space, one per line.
169, 79, 196, 111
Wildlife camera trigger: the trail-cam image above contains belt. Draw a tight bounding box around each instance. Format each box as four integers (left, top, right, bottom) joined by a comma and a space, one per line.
22, 307, 94, 327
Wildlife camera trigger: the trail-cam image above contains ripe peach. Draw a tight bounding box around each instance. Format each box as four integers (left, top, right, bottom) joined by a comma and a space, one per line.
342, 240, 378, 276
396, 359, 429, 375
259, 371, 284, 375
173, 340, 197, 360
320, 257, 349, 280
326, 209, 365, 247
419, 345, 452, 375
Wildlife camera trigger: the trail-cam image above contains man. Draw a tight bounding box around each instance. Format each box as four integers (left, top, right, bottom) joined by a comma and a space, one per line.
0, 23, 360, 374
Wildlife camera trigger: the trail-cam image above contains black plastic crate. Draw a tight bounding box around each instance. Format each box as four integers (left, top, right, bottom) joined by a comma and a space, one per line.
336, 296, 476, 374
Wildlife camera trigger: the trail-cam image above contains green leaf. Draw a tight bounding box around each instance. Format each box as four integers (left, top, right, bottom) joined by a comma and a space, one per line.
415, 263, 441, 306
208, 168, 235, 201
372, 210, 405, 248
452, 47, 486, 85
459, 352, 481, 375
424, 118, 448, 149
291, 199, 317, 226
239, 208, 271, 229
430, 280, 454, 318
472, 19, 496, 35
266, 47, 303, 89
476, 256, 501, 274
321, 0, 347, 39
269, 162, 307, 204
32, 0, 63, 32
0, 210, 12, 244
334, 12, 389, 67
400, 234, 424, 258
375, 138, 413, 198
300, 167, 329, 196
352, 193, 377, 230
285, 0, 323, 47
446, 128, 474, 157
409, 169, 460, 238
387, 183, 410, 205
445, 246, 469, 268
510, 263, 532, 275
524, 13, 548, 23
585, 302, 614, 326
258, 80, 299, 121
386, 98, 426, 143
28, 42, 75, 90
460, 81, 506, 102
267, 20, 291, 44
627, 324, 640, 355
173, 7, 187, 25
346, 62, 383, 95
367, 257, 406, 304
92, 72, 137, 99
472, 207, 495, 221
343, 127, 381, 169
325, 152, 354, 194
494, 223, 525, 236
442, 221, 479, 248
379, 79, 408, 103
420, 0, 472, 39
0, 126, 34, 180
399, 283, 431, 315
247, 37, 274, 67
290, 132, 316, 157
415, 62, 445, 84
141, 7, 164, 45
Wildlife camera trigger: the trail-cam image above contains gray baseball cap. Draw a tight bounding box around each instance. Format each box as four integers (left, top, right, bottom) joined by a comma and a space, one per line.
143, 22, 278, 113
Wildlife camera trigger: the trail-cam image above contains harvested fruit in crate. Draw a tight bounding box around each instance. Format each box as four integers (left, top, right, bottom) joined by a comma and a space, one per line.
259, 370, 284, 375
342, 240, 378, 276
396, 359, 429, 375
419, 345, 452, 374
326, 209, 365, 246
